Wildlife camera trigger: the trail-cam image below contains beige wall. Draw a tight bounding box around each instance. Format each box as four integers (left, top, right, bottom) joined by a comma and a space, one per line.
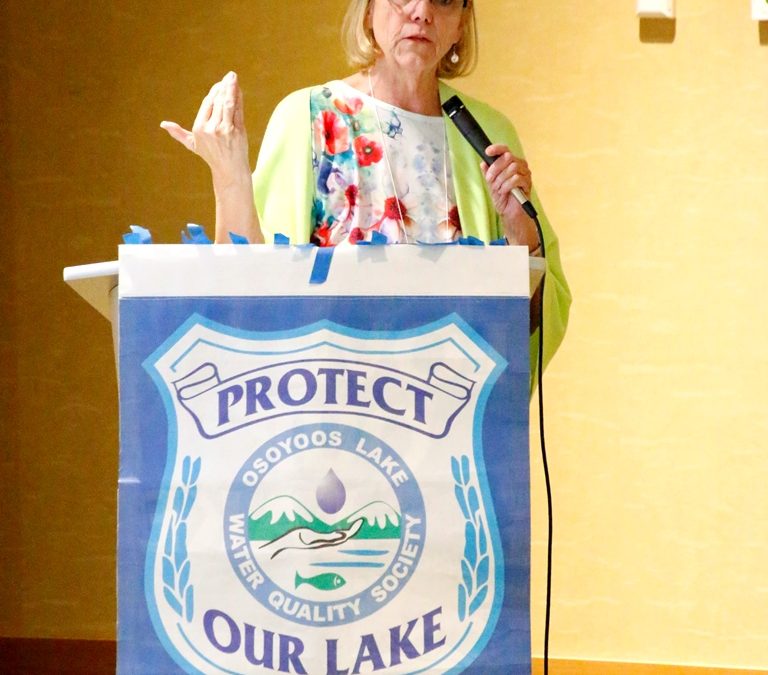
2, 0, 768, 670
490, 4, 768, 670
471, 1, 768, 670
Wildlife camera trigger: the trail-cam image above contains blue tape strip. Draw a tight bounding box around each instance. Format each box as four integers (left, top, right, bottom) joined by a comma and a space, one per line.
458, 236, 484, 246
122, 225, 152, 245
274, 233, 291, 246
181, 223, 212, 245
490, 237, 508, 246
357, 231, 388, 246
370, 231, 388, 245
228, 232, 249, 245
309, 247, 334, 285
415, 240, 458, 246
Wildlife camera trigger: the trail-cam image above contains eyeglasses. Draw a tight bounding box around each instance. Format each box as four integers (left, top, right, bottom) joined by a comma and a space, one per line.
387, 0, 469, 12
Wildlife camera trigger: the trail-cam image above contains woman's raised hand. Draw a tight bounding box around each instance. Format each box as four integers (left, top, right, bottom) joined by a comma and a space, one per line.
161, 71, 261, 243
161, 71, 251, 189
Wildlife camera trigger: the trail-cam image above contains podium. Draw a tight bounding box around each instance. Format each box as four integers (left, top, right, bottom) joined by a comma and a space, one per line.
65, 244, 537, 674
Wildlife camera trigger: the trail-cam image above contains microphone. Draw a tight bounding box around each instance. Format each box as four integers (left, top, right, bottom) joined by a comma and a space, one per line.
442, 95, 538, 220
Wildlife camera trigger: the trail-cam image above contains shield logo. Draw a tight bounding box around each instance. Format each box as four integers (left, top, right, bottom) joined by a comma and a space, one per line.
138, 313, 516, 674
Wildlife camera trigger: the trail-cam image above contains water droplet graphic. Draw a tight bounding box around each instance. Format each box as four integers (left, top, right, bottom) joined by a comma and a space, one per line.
316, 469, 346, 515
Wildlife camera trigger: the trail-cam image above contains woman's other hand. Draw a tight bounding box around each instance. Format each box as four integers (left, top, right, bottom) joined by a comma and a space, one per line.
161, 71, 251, 188
161, 72, 261, 243
481, 144, 540, 251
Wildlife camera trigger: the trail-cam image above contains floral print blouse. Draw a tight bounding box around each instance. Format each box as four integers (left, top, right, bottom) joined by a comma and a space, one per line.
310, 80, 462, 246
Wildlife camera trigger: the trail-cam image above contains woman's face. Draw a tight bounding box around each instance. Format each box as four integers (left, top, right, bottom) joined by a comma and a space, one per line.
368, 0, 465, 75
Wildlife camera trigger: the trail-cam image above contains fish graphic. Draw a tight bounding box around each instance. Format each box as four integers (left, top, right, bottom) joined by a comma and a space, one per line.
295, 571, 346, 592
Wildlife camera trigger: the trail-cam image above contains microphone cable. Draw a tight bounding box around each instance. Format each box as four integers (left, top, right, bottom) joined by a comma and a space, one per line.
530, 213, 552, 675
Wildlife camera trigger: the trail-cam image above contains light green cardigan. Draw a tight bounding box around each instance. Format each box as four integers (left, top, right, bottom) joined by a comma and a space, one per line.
252, 81, 571, 388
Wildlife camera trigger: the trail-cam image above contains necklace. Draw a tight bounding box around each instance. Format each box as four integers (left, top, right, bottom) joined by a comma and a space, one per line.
367, 71, 451, 244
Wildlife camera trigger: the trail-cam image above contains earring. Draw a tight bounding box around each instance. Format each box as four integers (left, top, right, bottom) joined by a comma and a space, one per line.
450, 46, 460, 64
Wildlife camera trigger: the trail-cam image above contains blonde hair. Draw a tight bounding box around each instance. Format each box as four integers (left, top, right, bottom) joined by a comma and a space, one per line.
341, 0, 478, 79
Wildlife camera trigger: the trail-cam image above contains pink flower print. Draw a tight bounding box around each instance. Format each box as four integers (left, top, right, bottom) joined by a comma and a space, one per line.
383, 197, 408, 221
353, 135, 383, 167
349, 227, 365, 244
314, 110, 350, 155
339, 184, 359, 224
374, 197, 412, 243
334, 97, 363, 116
311, 222, 333, 247
436, 204, 462, 241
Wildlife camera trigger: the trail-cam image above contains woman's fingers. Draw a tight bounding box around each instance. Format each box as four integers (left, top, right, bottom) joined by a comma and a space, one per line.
233, 75, 245, 131
160, 121, 195, 152
218, 73, 238, 134
495, 161, 531, 195
482, 146, 531, 197
482, 164, 531, 198
200, 72, 240, 136
193, 82, 218, 133
208, 82, 225, 133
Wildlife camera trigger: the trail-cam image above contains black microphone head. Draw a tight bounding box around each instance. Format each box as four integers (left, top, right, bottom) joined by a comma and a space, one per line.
442, 95, 464, 118
442, 95, 493, 164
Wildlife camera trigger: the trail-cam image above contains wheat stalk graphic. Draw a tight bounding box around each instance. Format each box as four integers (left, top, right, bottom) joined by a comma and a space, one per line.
452, 454, 490, 621
161, 455, 200, 622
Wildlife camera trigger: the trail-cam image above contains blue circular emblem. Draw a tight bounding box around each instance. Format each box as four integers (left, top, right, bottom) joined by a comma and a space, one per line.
224, 422, 426, 626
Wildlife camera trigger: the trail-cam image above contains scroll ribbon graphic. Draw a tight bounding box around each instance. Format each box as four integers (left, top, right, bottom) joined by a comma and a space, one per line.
173, 359, 475, 439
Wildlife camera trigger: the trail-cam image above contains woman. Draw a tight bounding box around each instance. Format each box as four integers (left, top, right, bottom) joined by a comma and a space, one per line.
161, 0, 570, 376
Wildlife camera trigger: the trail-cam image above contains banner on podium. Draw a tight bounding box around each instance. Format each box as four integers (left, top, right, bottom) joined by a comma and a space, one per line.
118, 247, 531, 674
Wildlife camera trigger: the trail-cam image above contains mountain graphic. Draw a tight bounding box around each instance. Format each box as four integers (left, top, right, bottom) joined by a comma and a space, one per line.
332, 501, 401, 540
249, 496, 401, 542
249, 496, 330, 541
